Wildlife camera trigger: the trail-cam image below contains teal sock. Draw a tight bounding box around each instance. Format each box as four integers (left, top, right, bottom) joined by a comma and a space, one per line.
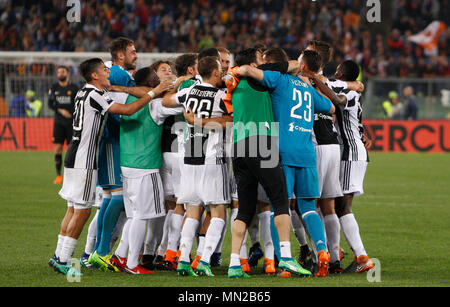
297, 198, 327, 252
93, 194, 111, 252
269, 210, 281, 261
97, 193, 124, 256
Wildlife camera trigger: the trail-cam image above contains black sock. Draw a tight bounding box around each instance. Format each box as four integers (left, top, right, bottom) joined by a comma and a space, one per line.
55, 154, 62, 175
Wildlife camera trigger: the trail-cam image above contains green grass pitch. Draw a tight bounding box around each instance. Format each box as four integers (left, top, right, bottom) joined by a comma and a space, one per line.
0, 152, 449, 287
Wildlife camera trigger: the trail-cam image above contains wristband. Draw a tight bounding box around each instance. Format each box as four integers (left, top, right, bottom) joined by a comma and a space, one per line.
147, 90, 155, 99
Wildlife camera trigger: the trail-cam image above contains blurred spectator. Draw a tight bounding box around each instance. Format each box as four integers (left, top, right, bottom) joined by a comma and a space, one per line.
25, 90, 42, 117
0, 0, 448, 79
403, 86, 419, 120
382, 91, 403, 120
8, 93, 27, 117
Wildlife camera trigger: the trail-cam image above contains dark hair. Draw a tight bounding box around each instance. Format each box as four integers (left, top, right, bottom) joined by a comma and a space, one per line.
262, 47, 289, 63
198, 48, 220, 61
198, 56, 220, 79
175, 53, 198, 76
109, 37, 134, 61
307, 40, 333, 68
134, 67, 151, 86
79, 58, 104, 82
149, 60, 174, 75
147, 60, 174, 87
57, 65, 69, 72
253, 43, 267, 54
235, 48, 258, 66
339, 60, 360, 81
301, 50, 322, 73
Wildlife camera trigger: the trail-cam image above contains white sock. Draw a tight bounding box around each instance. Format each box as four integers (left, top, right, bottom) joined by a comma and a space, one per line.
84, 209, 99, 255
324, 214, 341, 263
201, 217, 225, 263
214, 210, 228, 253
157, 209, 173, 256
248, 214, 260, 246
179, 218, 199, 263
258, 211, 274, 260
167, 213, 183, 252
239, 230, 249, 259
55, 234, 66, 259
127, 218, 148, 269
144, 216, 165, 255
290, 209, 307, 246
229, 253, 241, 267
114, 218, 131, 258
110, 211, 127, 251
340, 213, 366, 258
279, 241, 292, 259
196, 235, 205, 257
60, 236, 78, 264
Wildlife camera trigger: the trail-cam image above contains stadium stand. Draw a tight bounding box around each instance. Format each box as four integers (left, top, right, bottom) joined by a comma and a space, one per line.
0, 0, 448, 78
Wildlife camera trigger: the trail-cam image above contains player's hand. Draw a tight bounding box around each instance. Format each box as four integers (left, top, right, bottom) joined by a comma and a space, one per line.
169, 75, 190, 92
299, 69, 316, 79
58, 108, 72, 119
152, 80, 174, 97
182, 106, 196, 125
356, 81, 365, 92
362, 134, 372, 149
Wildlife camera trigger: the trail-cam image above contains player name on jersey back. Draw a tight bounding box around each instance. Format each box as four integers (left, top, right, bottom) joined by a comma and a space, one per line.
65, 84, 114, 169
179, 82, 228, 165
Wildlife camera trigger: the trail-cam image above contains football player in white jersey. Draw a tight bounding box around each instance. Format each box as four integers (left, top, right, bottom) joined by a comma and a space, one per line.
174, 56, 233, 277
332, 60, 374, 274
48, 58, 170, 277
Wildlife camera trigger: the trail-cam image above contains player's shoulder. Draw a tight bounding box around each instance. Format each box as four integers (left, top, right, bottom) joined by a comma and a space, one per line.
109, 65, 133, 82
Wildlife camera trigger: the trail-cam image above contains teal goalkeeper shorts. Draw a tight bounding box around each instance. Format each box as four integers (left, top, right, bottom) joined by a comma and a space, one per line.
282, 165, 319, 199
97, 138, 122, 190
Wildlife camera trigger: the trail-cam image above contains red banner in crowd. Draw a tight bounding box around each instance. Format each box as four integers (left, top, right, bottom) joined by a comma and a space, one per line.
363, 120, 450, 153
1, 118, 449, 153
0, 118, 54, 151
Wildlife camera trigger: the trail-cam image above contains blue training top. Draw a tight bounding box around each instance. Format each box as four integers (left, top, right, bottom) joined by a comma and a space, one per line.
260, 70, 332, 168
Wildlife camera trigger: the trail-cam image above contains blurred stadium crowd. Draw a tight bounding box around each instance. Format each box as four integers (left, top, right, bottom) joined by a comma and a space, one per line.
0, 0, 449, 78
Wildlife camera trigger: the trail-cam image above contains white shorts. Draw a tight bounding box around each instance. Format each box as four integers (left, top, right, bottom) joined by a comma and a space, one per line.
59, 167, 97, 208
121, 167, 165, 219
315, 144, 343, 199
258, 184, 269, 203
230, 169, 238, 201
340, 160, 368, 196
94, 186, 103, 208
161, 152, 182, 200
177, 163, 230, 206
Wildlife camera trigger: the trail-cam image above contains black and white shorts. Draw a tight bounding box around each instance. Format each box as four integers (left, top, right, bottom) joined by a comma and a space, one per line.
340, 160, 368, 196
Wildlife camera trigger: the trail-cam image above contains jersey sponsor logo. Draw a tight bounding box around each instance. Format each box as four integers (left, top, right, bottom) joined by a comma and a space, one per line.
288, 122, 312, 133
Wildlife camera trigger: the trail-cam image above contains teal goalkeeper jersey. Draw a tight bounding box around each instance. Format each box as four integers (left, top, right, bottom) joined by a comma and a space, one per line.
260, 70, 332, 168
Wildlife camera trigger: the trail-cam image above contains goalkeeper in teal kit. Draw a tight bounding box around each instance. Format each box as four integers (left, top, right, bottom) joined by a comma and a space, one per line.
235, 50, 336, 277
87, 37, 138, 270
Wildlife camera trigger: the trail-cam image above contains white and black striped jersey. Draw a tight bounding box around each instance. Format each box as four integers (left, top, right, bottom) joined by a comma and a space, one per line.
176, 81, 229, 165
309, 78, 347, 146
333, 88, 368, 162
64, 84, 114, 169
